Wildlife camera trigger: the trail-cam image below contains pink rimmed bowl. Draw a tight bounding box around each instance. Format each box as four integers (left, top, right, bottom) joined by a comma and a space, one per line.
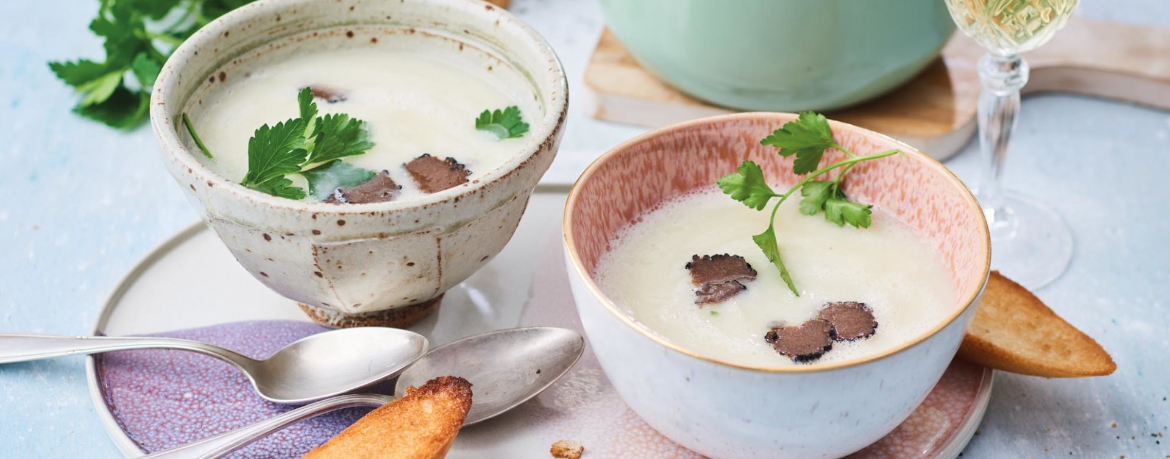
150, 0, 567, 327
563, 113, 990, 459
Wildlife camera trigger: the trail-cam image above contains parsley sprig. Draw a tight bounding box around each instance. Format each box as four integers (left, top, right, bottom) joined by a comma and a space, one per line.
187, 87, 376, 200
717, 112, 901, 296
49, 0, 254, 128
475, 106, 528, 139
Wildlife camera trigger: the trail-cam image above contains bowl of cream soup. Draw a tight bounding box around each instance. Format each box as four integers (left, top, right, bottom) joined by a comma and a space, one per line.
151, 0, 566, 327
563, 113, 989, 459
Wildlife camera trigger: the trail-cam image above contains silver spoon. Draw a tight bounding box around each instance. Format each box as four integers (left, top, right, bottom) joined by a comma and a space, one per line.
0, 327, 428, 405
142, 327, 585, 459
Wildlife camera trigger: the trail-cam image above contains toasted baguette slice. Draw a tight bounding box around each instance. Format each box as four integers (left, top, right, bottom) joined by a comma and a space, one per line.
302, 376, 473, 459
958, 271, 1116, 377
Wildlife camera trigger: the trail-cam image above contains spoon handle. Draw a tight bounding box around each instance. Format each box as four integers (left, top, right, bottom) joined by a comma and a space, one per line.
0, 334, 252, 367
142, 394, 395, 459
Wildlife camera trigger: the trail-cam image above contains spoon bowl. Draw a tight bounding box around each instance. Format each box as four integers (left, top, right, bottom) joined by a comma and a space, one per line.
395, 326, 586, 425
0, 327, 428, 405
251, 327, 429, 404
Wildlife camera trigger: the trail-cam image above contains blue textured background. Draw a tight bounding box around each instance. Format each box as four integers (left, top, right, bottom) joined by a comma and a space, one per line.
1, 0, 1167, 456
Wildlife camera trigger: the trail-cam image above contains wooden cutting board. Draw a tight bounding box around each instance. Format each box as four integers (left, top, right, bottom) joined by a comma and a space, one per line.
583, 18, 1170, 160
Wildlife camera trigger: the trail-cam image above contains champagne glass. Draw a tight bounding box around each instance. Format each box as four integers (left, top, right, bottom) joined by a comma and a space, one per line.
944, 0, 1078, 289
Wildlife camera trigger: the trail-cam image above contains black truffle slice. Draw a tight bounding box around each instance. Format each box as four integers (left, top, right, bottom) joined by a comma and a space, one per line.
685, 254, 757, 305
818, 301, 878, 341
765, 319, 834, 363
405, 154, 471, 193
324, 171, 401, 204
695, 281, 746, 304
309, 85, 348, 103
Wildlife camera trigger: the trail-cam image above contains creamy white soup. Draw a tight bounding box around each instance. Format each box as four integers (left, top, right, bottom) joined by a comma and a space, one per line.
594, 187, 957, 367
186, 26, 540, 201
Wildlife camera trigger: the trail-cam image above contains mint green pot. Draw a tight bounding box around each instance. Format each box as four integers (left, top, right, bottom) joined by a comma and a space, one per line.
599, 0, 956, 112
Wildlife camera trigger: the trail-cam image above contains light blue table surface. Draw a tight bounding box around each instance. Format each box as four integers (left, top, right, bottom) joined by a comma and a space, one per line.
1, 0, 1167, 457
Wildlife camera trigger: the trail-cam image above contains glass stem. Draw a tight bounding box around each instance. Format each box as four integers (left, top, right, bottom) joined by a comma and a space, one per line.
975, 52, 1029, 231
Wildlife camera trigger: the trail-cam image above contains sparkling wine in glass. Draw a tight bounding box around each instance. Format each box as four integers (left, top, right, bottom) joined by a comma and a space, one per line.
944, 0, 1079, 289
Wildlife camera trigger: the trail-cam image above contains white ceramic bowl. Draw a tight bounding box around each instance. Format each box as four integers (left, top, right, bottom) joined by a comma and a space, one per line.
564, 113, 990, 459
150, 0, 567, 327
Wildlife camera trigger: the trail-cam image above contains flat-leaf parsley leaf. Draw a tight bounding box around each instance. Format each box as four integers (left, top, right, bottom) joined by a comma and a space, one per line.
306, 114, 375, 165
475, 106, 528, 140
241, 119, 309, 199
716, 161, 775, 211
759, 111, 837, 175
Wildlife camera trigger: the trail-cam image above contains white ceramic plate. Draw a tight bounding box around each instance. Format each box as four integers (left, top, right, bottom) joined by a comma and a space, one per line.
86, 192, 992, 458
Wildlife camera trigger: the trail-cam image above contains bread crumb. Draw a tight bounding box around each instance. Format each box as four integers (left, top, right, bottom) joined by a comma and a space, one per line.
551, 439, 584, 459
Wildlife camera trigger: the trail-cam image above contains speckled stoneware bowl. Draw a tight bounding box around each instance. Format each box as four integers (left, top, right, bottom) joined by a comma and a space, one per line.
564, 113, 991, 459
150, 0, 567, 327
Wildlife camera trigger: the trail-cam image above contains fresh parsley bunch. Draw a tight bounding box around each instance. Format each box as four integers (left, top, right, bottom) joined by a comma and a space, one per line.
49, 0, 253, 128
717, 112, 901, 296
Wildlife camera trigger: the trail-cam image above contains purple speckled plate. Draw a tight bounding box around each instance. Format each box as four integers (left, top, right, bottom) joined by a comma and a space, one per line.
94, 321, 370, 458
88, 195, 992, 458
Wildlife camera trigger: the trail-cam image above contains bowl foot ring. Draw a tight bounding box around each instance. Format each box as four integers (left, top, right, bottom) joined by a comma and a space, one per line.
297, 294, 443, 328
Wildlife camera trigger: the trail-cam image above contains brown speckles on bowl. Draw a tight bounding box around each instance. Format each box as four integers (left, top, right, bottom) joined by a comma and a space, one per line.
152, 0, 567, 328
